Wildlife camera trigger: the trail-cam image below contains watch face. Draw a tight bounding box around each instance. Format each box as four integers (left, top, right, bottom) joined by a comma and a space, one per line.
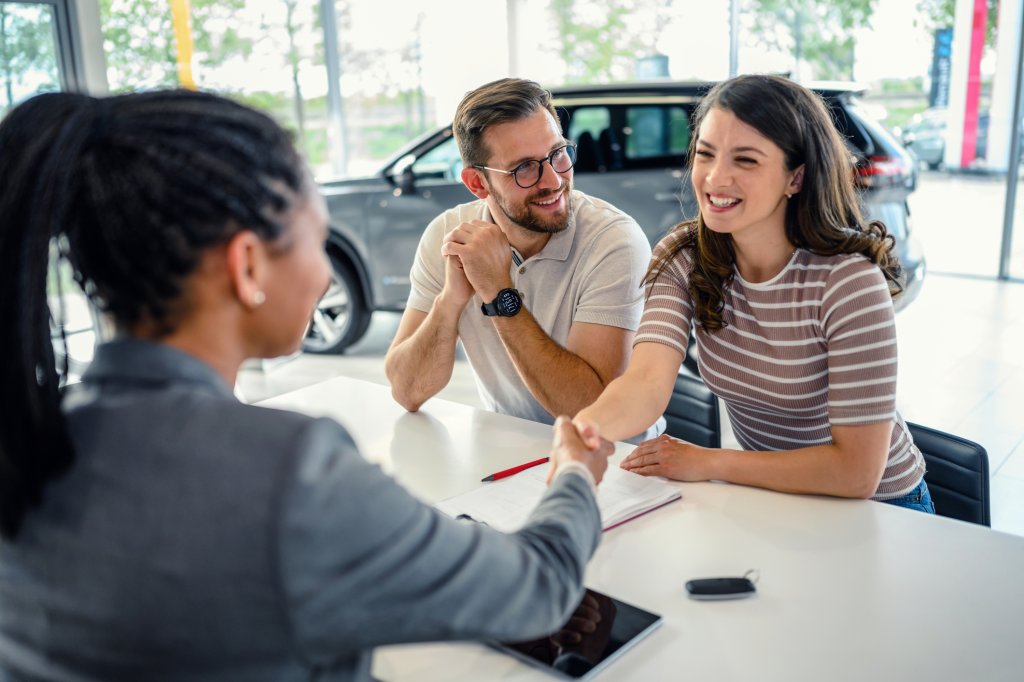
497, 289, 522, 316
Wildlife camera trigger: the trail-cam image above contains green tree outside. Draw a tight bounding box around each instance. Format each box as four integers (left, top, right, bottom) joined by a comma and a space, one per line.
0, 2, 60, 115
746, 0, 878, 81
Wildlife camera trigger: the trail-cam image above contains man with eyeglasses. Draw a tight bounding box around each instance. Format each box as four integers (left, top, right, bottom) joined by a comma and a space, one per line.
385, 78, 657, 440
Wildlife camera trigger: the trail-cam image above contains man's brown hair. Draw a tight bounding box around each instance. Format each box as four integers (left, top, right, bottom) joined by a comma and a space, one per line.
452, 78, 560, 168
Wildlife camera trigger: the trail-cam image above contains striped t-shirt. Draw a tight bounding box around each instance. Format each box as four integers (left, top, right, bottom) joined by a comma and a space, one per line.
636, 241, 924, 500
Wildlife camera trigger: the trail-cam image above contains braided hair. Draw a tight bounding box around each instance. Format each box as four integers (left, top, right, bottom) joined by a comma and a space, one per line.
0, 89, 306, 539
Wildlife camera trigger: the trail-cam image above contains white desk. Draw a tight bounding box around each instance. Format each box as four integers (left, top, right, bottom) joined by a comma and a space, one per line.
262, 376, 1024, 682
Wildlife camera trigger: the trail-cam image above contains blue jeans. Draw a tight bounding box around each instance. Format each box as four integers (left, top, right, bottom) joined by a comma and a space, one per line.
881, 479, 935, 514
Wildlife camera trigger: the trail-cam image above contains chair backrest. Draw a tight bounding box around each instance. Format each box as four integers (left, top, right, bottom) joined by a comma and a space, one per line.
662, 370, 721, 449
907, 422, 990, 526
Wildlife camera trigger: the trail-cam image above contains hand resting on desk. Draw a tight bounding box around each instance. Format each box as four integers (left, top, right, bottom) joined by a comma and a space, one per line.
547, 416, 614, 485
620, 433, 708, 480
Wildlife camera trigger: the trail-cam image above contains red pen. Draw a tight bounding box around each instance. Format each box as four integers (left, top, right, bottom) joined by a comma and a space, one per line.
481, 456, 550, 482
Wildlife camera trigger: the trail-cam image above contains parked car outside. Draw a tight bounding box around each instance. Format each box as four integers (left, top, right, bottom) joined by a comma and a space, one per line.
900, 108, 950, 169
900, 107, 990, 170
306, 80, 926, 354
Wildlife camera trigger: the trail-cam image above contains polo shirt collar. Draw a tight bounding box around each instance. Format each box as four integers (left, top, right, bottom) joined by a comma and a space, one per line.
481, 189, 579, 264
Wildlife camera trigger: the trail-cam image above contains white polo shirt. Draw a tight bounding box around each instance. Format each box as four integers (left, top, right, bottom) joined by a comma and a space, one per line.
407, 190, 660, 440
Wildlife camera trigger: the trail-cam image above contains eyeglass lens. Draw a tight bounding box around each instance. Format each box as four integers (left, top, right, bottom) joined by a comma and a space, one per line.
514, 145, 577, 188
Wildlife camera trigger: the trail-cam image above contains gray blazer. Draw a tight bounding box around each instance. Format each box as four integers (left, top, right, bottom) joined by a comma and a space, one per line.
0, 339, 601, 681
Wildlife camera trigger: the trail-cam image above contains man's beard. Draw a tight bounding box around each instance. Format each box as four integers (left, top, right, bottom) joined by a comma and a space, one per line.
491, 182, 575, 235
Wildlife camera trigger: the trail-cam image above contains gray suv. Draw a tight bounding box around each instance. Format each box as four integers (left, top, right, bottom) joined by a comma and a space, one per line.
308, 80, 925, 354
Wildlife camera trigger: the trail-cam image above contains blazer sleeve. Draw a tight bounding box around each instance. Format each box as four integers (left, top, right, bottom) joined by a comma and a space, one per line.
275, 418, 601, 665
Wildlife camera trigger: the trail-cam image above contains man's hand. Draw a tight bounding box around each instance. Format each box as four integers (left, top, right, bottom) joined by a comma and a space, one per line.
548, 416, 613, 485
619, 433, 710, 481
441, 220, 513, 301
440, 249, 474, 310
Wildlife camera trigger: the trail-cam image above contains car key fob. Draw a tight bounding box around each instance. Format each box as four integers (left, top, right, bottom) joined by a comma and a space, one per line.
685, 577, 757, 600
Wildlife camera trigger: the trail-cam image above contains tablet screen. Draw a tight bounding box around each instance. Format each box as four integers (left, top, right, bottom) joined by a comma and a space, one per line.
490, 588, 662, 680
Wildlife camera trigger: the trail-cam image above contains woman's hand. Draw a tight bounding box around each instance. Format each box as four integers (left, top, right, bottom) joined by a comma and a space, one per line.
620, 434, 712, 481
548, 416, 612, 485
570, 415, 604, 451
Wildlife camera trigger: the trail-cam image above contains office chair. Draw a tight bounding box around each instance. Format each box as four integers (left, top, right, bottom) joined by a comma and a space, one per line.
662, 368, 721, 449
907, 422, 990, 526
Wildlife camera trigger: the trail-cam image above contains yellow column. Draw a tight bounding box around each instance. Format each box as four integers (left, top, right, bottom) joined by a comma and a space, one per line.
169, 0, 196, 90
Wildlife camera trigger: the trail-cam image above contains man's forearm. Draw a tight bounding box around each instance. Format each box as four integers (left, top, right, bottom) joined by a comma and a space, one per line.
385, 301, 464, 411
492, 312, 606, 418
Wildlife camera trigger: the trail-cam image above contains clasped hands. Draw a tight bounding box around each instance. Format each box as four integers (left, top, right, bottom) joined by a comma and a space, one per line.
440, 220, 513, 306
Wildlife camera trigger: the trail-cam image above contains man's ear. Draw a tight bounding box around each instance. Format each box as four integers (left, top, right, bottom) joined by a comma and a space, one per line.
224, 230, 267, 310
461, 166, 490, 200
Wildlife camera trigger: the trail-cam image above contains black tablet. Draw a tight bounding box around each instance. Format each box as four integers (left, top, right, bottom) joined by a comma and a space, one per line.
490, 588, 662, 680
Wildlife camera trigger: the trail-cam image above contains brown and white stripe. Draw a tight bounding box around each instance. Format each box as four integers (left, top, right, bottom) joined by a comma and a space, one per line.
636, 242, 924, 500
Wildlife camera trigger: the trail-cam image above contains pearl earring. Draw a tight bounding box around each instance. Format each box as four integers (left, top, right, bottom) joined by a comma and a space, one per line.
253, 291, 266, 306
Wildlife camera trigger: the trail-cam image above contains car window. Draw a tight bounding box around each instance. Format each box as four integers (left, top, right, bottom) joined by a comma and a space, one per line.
411, 135, 463, 184
625, 106, 690, 159
567, 107, 611, 141
565, 103, 691, 173
826, 97, 873, 157
844, 96, 906, 156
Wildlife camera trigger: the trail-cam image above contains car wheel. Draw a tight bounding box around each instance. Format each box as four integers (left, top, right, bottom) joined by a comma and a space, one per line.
303, 254, 371, 354
926, 160, 941, 171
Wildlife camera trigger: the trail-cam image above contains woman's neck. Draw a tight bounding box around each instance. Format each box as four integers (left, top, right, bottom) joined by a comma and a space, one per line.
731, 229, 796, 283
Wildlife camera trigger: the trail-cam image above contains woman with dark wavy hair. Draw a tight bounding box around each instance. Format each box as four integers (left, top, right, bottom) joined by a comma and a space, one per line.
0, 89, 609, 681
574, 74, 932, 511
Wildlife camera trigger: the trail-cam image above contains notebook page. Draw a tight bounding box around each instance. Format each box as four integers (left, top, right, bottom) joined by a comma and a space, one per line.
436, 466, 680, 532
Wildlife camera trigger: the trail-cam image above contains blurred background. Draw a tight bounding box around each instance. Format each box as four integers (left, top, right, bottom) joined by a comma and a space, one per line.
4, 0, 1024, 531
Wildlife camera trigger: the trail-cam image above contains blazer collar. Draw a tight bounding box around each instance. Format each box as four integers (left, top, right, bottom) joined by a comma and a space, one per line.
81, 338, 235, 399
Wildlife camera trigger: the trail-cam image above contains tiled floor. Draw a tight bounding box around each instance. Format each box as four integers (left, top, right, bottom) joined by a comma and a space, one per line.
238, 272, 1024, 538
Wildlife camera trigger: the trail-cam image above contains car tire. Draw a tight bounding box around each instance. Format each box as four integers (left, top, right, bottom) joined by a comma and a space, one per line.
302, 254, 372, 355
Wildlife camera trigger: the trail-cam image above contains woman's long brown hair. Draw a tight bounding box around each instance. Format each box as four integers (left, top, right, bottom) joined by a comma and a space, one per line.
647, 75, 904, 332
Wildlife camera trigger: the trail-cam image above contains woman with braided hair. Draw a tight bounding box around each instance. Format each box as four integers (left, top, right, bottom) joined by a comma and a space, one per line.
573, 74, 933, 512
0, 90, 611, 680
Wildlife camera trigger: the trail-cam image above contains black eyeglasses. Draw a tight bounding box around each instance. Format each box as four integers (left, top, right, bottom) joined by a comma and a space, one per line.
474, 143, 577, 189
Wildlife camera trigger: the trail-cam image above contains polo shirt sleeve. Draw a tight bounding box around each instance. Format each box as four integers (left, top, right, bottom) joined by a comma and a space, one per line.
571, 214, 651, 331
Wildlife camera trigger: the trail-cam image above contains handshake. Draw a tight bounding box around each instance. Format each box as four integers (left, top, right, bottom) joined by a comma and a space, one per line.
547, 416, 615, 485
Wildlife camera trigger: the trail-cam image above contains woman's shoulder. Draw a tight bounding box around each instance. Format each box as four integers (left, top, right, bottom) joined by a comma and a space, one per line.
795, 250, 881, 284
797, 249, 871, 267
231, 402, 357, 453
652, 224, 697, 267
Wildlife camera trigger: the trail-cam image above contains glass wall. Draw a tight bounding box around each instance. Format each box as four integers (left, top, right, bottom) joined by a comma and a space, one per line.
1, 0, 98, 375
1011, 185, 1024, 279
7, 0, 1023, 283
0, 1, 62, 116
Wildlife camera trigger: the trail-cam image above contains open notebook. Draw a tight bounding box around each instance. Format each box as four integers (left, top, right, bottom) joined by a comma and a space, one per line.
436, 465, 681, 532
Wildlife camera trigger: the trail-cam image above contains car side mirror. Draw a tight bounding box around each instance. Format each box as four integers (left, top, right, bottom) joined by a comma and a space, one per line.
398, 167, 416, 194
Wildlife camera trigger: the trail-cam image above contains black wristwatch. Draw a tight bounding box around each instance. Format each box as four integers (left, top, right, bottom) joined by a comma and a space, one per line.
481, 288, 523, 317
